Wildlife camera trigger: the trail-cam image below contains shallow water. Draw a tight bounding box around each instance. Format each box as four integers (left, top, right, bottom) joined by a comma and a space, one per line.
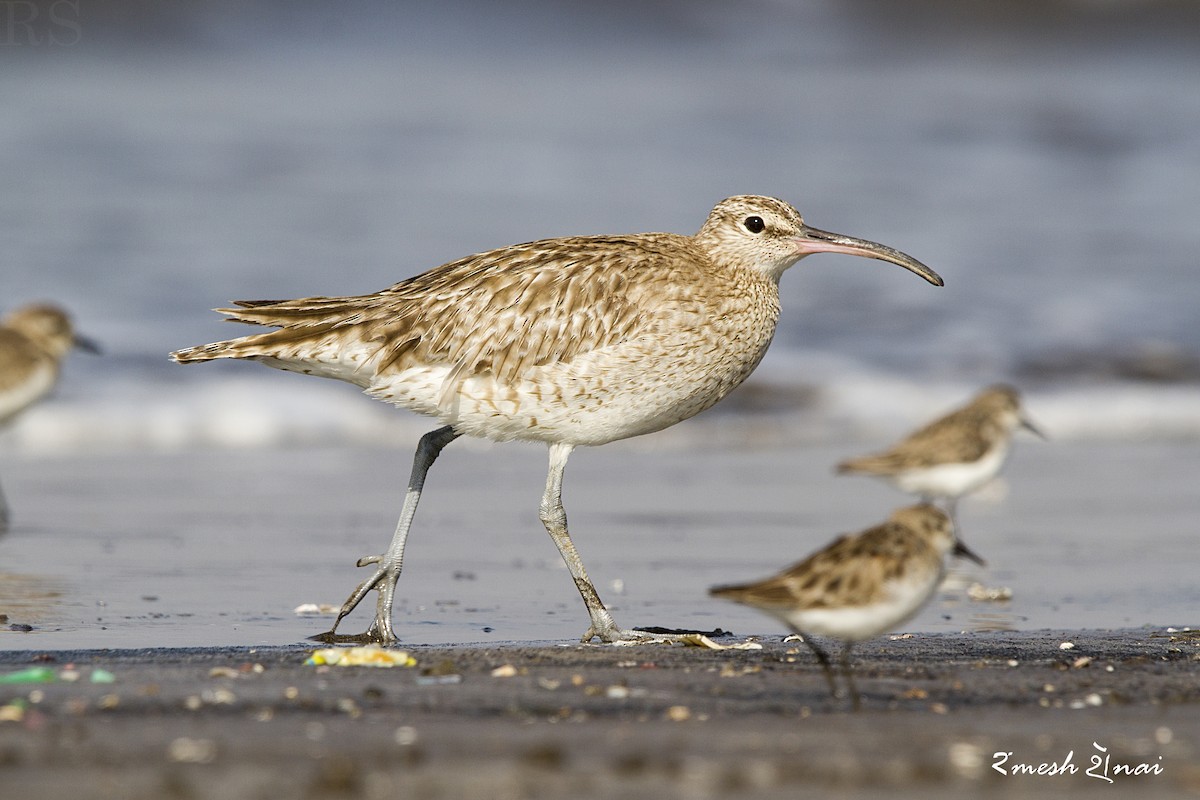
1, 437, 1194, 650
2, 0, 1199, 452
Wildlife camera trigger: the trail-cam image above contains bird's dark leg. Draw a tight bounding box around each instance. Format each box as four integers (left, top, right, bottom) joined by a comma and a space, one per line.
317, 425, 460, 644
0, 477, 9, 530
840, 642, 861, 711
944, 496, 960, 531
793, 630, 840, 700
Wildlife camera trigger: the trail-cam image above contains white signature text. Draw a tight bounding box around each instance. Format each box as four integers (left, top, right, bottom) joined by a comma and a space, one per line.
992, 742, 1163, 782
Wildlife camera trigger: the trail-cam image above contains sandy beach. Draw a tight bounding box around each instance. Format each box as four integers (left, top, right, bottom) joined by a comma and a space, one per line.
1, 435, 1197, 647
1, 631, 1199, 799
1, 437, 1198, 797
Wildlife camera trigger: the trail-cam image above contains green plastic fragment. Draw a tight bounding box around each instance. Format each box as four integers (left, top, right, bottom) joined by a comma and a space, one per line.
0, 667, 57, 684
90, 668, 116, 684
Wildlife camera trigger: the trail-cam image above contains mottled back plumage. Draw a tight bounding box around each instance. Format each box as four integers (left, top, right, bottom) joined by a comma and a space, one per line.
838, 386, 1024, 473
709, 504, 977, 709
171, 197, 848, 446
710, 504, 956, 613
170, 195, 944, 646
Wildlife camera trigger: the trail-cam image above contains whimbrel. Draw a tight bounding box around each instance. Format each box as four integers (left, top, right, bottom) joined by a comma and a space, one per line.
171, 195, 943, 644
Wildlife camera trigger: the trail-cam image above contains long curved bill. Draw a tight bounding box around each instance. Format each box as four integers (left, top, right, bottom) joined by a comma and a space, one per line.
793, 225, 944, 286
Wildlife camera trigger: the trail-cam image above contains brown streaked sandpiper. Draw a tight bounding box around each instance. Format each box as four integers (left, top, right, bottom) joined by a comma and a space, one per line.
710, 503, 982, 709
836, 384, 1044, 521
0, 303, 99, 527
170, 195, 943, 645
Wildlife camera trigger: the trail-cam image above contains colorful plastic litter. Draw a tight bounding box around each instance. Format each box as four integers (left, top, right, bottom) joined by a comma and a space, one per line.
0, 667, 57, 684
306, 645, 416, 667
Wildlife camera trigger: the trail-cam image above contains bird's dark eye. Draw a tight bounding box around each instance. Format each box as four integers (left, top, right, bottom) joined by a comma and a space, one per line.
743, 215, 765, 234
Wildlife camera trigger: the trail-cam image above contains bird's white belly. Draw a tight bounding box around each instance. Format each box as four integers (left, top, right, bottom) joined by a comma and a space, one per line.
893, 445, 1009, 498
0, 362, 56, 426
367, 332, 769, 446
777, 571, 942, 642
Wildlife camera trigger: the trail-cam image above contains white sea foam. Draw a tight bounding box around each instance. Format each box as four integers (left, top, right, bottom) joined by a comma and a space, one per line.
5, 360, 1197, 456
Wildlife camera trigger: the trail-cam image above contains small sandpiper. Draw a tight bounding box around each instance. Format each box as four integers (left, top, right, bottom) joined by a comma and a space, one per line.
0, 303, 99, 526
710, 504, 982, 709
171, 195, 943, 645
836, 385, 1044, 521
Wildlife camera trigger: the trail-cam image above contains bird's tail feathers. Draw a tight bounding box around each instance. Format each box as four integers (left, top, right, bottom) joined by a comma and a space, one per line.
169, 296, 382, 366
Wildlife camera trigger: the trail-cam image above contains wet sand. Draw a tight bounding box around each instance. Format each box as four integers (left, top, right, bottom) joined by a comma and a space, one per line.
1, 438, 1198, 796
2, 630, 1199, 799
1, 436, 1198, 648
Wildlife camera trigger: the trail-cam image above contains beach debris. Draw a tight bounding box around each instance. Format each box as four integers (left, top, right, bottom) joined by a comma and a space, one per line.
90, 668, 116, 684
0, 667, 56, 684
1072, 655, 1093, 669
1059, 641, 1075, 651
678, 633, 762, 650
415, 659, 461, 684
966, 582, 1013, 602
415, 674, 462, 686
490, 664, 518, 678
167, 737, 217, 764
208, 666, 240, 679
718, 663, 761, 677
185, 688, 237, 710
294, 603, 339, 616
889, 633, 915, 641
394, 726, 419, 746
0, 700, 26, 722
306, 645, 416, 668
665, 705, 691, 722
948, 741, 987, 779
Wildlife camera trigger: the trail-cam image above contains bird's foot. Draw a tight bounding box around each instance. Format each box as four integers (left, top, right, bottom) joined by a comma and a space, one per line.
309, 554, 401, 646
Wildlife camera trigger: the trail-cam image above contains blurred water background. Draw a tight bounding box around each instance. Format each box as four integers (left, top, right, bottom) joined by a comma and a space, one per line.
2, 0, 1198, 452
2, 1, 1199, 647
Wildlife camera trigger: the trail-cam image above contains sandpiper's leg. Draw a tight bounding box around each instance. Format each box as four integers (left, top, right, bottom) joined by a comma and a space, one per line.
839, 643, 861, 711
319, 425, 460, 644
793, 630, 840, 700
0, 478, 9, 529
946, 497, 960, 531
